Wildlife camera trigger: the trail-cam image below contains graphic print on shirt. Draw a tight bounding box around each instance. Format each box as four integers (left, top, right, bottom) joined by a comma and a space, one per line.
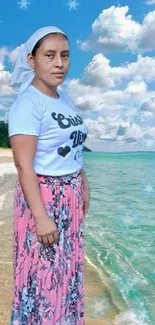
51, 111, 87, 159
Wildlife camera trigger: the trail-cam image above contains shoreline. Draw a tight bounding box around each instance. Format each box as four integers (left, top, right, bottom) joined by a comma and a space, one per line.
0, 153, 120, 324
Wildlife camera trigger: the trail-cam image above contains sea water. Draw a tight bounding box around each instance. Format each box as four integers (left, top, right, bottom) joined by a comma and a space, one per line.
83, 151, 155, 325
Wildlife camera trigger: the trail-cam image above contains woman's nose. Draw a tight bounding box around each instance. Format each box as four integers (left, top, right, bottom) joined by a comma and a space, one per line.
54, 55, 63, 67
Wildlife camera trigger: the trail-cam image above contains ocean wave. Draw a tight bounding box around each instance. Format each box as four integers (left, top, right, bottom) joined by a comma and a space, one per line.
113, 308, 150, 325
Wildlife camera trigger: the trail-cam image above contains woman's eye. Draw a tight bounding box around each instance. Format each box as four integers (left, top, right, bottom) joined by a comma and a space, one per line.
46, 54, 69, 59
47, 54, 54, 58
62, 54, 69, 58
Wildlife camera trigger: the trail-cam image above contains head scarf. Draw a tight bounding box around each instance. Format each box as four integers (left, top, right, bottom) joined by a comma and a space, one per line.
10, 26, 67, 96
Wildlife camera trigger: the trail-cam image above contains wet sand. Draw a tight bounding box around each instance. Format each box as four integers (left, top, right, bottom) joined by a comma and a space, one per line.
0, 150, 119, 324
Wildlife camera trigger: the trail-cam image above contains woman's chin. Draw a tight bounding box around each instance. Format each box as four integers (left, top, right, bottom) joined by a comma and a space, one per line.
53, 80, 64, 86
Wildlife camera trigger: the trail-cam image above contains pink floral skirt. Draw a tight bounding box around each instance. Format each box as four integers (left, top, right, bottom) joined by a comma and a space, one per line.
10, 170, 85, 325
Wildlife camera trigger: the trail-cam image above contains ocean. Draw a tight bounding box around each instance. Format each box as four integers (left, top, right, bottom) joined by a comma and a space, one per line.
0, 151, 155, 325
83, 151, 155, 325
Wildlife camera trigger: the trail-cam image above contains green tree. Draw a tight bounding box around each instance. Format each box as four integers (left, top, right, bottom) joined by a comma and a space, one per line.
0, 121, 11, 148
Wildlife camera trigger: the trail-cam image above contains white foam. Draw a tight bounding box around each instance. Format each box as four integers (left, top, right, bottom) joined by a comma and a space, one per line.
0, 163, 17, 177
113, 309, 149, 325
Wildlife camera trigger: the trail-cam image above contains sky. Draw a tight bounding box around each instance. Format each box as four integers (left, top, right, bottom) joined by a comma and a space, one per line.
1, 0, 155, 151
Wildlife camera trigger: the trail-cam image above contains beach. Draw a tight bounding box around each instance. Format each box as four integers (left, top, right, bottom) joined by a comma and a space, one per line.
0, 148, 119, 325
0, 148, 14, 164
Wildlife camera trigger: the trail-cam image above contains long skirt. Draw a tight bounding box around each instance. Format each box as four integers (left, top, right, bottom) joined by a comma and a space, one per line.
10, 170, 85, 325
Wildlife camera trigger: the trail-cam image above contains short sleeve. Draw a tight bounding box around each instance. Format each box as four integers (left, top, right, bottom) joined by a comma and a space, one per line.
8, 94, 42, 137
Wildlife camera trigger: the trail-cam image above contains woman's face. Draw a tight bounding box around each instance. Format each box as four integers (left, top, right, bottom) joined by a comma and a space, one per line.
28, 33, 70, 87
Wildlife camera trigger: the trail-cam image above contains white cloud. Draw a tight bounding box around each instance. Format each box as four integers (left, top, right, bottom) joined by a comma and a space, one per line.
77, 5, 155, 53
0, 47, 9, 70
8, 46, 21, 63
62, 52, 155, 151
126, 81, 147, 93
0, 70, 15, 96
77, 53, 155, 93
145, 0, 155, 4
0, 47, 17, 108
64, 53, 155, 115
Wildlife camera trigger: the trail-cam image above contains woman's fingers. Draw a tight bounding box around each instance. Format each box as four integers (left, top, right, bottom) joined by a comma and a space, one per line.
37, 235, 42, 243
41, 235, 49, 245
53, 231, 59, 243
37, 232, 59, 245
47, 233, 55, 244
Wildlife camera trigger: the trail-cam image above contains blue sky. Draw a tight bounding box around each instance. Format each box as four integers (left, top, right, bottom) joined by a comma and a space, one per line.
1, 0, 155, 151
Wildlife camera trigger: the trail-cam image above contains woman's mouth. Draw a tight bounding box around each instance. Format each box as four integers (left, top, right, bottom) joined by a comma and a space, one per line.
52, 73, 64, 78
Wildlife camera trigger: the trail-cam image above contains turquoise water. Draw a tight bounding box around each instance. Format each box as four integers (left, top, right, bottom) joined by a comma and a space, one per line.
83, 151, 155, 325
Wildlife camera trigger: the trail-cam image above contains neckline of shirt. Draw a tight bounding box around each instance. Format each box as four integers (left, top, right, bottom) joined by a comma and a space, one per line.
30, 84, 61, 101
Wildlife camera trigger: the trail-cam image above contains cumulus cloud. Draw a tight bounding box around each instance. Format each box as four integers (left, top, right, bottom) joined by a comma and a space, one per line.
8, 46, 21, 63
81, 113, 149, 152
64, 53, 155, 115
0, 47, 9, 70
62, 50, 155, 151
77, 5, 155, 53
0, 44, 23, 99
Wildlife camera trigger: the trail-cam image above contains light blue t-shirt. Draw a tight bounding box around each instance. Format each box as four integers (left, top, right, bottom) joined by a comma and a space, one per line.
8, 85, 88, 176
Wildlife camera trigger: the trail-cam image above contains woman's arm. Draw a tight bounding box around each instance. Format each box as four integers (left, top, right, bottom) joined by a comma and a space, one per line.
10, 134, 49, 221
81, 168, 90, 217
80, 168, 89, 189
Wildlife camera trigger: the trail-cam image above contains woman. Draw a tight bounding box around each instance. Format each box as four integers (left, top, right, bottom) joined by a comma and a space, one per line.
8, 26, 90, 325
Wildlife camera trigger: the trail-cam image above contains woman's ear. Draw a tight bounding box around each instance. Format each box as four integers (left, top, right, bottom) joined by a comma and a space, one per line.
27, 53, 35, 69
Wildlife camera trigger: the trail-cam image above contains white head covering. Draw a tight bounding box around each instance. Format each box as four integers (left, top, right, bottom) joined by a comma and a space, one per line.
10, 26, 67, 96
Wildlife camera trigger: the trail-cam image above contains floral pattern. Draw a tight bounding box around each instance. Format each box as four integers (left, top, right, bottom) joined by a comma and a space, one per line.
10, 171, 85, 325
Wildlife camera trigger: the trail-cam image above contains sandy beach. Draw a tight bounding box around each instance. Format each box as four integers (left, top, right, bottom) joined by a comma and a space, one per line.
0, 148, 14, 164
0, 148, 119, 324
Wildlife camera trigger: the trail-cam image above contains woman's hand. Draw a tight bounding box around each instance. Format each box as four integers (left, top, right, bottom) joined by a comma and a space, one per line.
82, 182, 90, 217
35, 217, 59, 245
